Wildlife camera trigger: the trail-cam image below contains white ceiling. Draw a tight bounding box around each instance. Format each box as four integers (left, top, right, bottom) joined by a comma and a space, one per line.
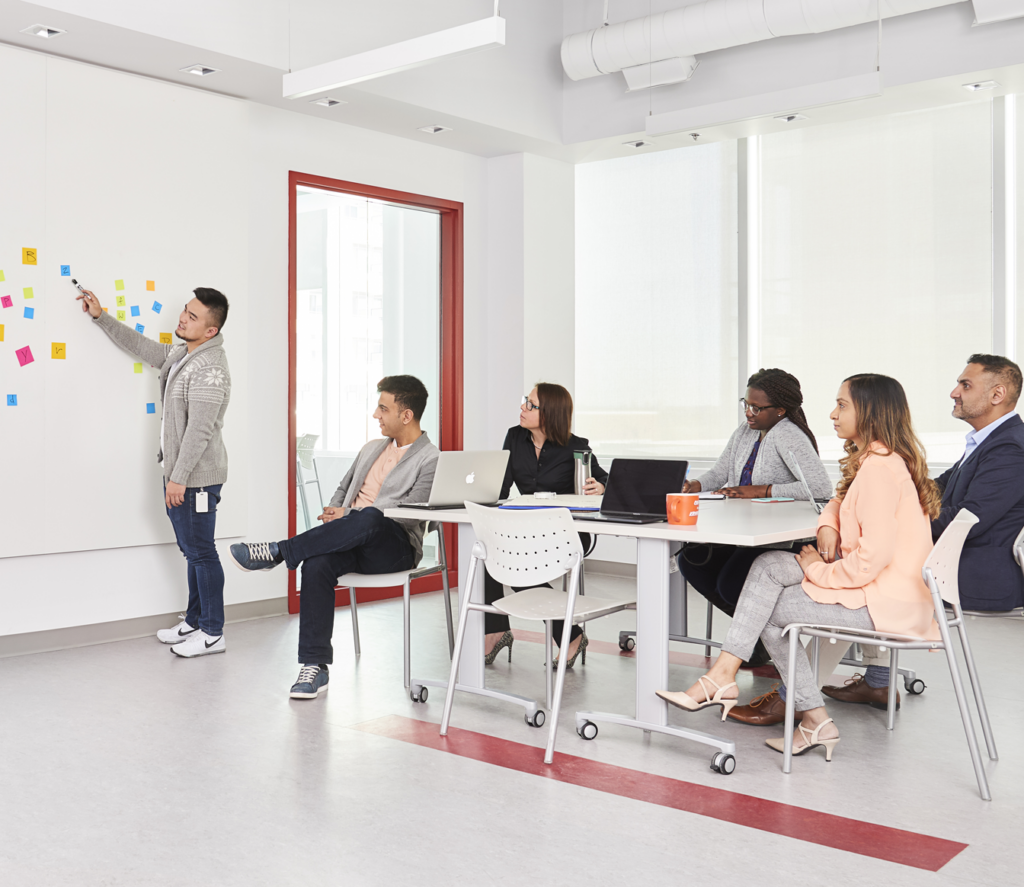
3, 0, 1024, 163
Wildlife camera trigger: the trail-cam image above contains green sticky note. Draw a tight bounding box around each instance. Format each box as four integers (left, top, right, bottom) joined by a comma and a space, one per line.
116, 310, 126, 321
115, 295, 126, 307
115, 279, 125, 291
0, 270, 5, 282
23, 287, 33, 299
133, 362, 143, 374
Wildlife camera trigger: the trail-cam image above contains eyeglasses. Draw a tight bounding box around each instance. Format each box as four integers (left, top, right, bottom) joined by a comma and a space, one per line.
740, 398, 775, 416
521, 395, 541, 412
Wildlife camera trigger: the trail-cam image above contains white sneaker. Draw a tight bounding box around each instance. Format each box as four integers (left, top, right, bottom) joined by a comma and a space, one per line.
157, 616, 199, 645
170, 630, 226, 658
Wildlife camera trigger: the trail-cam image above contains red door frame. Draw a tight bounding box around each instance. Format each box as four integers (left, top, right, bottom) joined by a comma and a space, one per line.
287, 171, 463, 614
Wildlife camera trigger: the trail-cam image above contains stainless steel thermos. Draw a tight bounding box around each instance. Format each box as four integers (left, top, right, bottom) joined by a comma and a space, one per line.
573, 449, 592, 495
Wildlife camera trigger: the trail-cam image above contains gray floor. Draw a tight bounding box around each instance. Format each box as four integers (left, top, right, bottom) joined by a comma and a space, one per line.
1, 573, 1020, 886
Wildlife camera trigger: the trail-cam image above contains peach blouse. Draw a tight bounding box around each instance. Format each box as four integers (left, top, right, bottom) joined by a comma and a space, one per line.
802, 443, 939, 640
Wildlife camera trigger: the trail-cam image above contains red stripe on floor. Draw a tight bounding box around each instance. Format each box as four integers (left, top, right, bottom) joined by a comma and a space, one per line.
353, 714, 966, 872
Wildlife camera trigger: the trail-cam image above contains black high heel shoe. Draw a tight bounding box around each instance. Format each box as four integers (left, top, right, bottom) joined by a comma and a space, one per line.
484, 630, 513, 665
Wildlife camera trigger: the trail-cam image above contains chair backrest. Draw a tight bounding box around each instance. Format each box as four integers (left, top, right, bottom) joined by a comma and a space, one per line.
922, 508, 979, 608
465, 501, 582, 587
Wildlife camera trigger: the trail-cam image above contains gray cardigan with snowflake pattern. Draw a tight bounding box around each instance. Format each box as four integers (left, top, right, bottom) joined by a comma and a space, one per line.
92, 310, 230, 487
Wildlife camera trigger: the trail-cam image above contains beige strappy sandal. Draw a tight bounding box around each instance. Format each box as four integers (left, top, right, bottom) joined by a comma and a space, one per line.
765, 717, 841, 761
656, 676, 739, 721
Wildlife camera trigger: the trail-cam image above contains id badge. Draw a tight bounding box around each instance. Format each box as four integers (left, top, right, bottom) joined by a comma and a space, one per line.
196, 490, 209, 513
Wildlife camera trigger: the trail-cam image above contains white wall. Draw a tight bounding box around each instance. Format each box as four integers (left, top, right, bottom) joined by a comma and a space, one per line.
0, 45, 497, 638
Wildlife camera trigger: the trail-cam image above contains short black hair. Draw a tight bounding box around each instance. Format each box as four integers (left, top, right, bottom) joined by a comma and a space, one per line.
967, 353, 1022, 405
378, 375, 428, 421
193, 287, 229, 332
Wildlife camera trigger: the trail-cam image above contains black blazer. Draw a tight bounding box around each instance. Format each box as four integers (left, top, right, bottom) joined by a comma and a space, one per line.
933, 413, 1024, 610
499, 425, 609, 500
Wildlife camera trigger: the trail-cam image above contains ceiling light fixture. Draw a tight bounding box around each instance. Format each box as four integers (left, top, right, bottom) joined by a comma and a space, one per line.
622, 138, 654, 148
180, 64, 220, 77
418, 125, 452, 134
963, 80, 1000, 91
21, 24, 65, 38
283, 13, 505, 100
774, 113, 808, 122
310, 97, 346, 107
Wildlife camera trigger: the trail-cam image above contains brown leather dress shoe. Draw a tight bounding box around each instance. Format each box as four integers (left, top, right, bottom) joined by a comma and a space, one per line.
821, 674, 900, 711
726, 687, 789, 726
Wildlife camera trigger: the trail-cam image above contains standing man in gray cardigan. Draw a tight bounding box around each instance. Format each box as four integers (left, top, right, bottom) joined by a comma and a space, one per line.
77, 286, 231, 658
229, 375, 438, 699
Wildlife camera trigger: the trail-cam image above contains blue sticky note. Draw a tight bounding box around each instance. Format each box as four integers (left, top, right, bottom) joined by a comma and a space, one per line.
146, 402, 156, 414
135, 323, 144, 333
6, 395, 16, 406
131, 305, 140, 317
60, 265, 70, 276
152, 301, 162, 314
24, 307, 34, 319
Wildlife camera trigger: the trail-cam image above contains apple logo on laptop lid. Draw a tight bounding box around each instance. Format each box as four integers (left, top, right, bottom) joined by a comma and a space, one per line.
466, 472, 475, 484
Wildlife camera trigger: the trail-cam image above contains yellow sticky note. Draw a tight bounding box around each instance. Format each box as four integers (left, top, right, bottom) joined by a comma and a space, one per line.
103, 307, 108, 313
22, 248, 37, 265
146, 280, 155, 291
159, 332, 172, 344
116, 295, 126, 307
0, 324, 4, 341
133, 362, 143, 374
115, 279, 125, 291
0, 270, 5, 281
23, 287, 33, 299
51, 342, 66, 359
116, 310, 126, 321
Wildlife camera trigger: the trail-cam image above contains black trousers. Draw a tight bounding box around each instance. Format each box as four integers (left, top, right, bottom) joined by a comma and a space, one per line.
482, 533, 594, 644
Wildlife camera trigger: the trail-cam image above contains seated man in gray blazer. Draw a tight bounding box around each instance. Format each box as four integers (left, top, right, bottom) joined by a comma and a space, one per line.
231, 375, 438, 698
825, 354, 1024, 709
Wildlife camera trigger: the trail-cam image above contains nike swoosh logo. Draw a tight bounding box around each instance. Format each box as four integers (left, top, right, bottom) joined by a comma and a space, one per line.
178, 627, 197, 637
205, 638, 221, 648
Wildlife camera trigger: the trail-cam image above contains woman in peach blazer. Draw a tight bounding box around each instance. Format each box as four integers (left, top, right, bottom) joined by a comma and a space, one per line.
657, 374, 942, 762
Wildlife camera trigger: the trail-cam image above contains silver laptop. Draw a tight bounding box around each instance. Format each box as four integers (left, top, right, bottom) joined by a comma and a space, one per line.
788, 451, 830, 515
403, 450, 510, 509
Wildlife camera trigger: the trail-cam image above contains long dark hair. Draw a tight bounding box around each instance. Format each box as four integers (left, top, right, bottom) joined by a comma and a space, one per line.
535, 383, 572, 447
747, 368, 818, 453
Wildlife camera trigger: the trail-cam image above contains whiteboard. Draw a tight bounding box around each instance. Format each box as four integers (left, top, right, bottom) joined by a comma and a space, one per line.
0, 47, 248, 559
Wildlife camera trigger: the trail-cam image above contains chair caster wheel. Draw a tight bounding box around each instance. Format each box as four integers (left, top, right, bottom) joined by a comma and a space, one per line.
618, 634, 636, 652
577, 721, 598, 740
526, 710, 546, 728
905, 678, 926, 695
411, 686, 428, 703
710, 752, 736, 774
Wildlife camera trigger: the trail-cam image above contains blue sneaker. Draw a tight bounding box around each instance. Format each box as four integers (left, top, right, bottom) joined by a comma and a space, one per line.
229, 541, 282, 572
290, 664, 329, 699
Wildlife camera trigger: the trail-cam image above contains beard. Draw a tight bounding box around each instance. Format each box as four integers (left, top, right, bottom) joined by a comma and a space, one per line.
952, 399, 986, 421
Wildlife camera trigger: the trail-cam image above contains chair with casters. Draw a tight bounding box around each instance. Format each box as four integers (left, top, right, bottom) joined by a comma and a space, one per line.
778, 509, 997, 800
334, 521, 454, 702
440, 502, 636, 764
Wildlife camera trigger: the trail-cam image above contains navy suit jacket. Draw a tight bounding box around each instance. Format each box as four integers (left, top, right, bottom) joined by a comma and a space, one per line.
933, 413, 1024, 610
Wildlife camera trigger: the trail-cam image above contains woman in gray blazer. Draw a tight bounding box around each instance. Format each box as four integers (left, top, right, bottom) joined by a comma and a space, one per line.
680, 368, 832, 669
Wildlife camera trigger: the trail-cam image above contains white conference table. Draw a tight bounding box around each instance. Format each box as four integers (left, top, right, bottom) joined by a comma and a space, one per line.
384, 499, 819, 766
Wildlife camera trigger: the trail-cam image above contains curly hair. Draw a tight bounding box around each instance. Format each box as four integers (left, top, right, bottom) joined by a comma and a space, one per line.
835, 374, 942, 520
746, 368, 818, 454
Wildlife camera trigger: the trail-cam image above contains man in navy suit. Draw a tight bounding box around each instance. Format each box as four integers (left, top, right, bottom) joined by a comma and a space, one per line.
825, 354, 1024, 709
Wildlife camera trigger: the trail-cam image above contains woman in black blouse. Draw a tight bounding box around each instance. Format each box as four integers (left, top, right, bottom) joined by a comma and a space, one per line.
484, 383, 608, 667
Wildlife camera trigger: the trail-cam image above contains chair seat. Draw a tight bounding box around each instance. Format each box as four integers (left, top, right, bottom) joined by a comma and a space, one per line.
337, 570, 415, 587
494, 586, 634, 622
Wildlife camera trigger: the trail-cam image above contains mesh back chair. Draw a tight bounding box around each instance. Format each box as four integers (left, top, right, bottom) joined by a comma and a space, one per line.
778, 509, 997, 799
335, 522, 454, 701
962, 523, 1024, 619
440, 502, 636, 764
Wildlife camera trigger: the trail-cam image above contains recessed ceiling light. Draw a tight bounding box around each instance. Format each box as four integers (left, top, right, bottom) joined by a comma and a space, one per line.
180, 64, 220, 77
21, 24, 66, 38
774, 113, 808, 122
310, 97, 346, 107
418, 125, 452, 134
963, 80, 1000, 91
622, 138, 654, 148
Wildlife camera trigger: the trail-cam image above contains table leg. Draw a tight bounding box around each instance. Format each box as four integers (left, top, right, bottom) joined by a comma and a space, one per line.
457, 521, 485, 689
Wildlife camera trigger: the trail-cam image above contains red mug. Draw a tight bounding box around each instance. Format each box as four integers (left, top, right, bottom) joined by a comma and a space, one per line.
667, 493, 700, 526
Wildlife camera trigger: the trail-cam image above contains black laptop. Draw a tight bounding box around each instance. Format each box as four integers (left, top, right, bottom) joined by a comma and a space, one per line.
573, 458, 689, 524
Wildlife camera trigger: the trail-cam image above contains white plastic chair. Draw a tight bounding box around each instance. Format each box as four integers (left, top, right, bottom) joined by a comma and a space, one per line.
779, 509, 997, 799
335, 522, 454, 701
440, 502, 635, 764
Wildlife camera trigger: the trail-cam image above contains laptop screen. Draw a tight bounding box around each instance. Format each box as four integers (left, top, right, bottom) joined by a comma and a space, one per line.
601, 459, 689, 517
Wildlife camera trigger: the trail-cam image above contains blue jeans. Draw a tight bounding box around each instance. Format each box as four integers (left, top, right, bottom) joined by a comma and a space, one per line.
165, 484, 225, 637
278, 507, 415, 664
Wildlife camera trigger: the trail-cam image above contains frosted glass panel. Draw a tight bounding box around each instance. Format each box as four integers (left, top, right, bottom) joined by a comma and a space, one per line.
575, 142, 738, 458
760, 102, 993, 462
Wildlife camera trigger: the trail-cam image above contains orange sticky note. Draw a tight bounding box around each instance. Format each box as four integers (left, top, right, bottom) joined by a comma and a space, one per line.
51, 342, 66, 359
0, 324, 4, 341
146, 281, 155, 291
102, 307, 108, 313
22, 248, 37, 265
159, 332, 172, 344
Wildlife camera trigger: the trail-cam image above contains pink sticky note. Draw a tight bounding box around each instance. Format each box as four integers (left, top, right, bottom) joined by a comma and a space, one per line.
1, 296, 12, 309
16, 345, 34, 367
